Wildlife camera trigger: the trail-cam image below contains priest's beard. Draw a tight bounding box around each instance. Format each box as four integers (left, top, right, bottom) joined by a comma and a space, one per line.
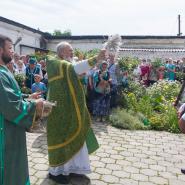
2, 53, 12, 65
63, 56, 73, 63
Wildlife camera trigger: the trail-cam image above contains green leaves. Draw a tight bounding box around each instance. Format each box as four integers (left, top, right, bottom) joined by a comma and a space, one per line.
175, 72, 185, 81
109, 108, 145, 130
74, 49, 100, 60
14, 74, 26, 88
118, 57, 139, 73
52, 29, 72, 36
120, 80, 181, 133
152, 58, 162, 68
147, 80, 180, 108
14, 74, 31, 94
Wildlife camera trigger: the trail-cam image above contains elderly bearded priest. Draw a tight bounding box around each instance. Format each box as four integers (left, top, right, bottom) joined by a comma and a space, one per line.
46, 42, 106, 184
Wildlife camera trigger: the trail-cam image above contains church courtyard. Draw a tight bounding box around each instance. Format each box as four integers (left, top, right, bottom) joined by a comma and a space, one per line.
27, 122, 185, 185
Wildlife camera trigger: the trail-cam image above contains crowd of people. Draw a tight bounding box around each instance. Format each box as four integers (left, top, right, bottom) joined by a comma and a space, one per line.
72, 56, 185, 123
7, 50, 185, 124
7, 50, 126, 123
6, 52, 48, 98
82, 53, 124, 122
133, 58, 185, 86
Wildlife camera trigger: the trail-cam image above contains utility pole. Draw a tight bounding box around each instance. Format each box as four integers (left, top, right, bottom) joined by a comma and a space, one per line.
177, 14, 182, 36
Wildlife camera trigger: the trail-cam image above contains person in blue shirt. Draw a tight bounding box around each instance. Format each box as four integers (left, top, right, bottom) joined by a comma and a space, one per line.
31, 74, 47, 99
25, 58, 41, 89
166, 58, 175, 81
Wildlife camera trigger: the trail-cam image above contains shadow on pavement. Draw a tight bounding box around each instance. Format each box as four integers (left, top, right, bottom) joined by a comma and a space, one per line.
31, 133, 48, 155
39, 176, 91, 185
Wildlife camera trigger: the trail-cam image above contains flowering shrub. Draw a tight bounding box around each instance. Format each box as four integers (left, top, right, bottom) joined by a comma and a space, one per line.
117, 80, 181, 133
147, 80, 180, 101
175, 72, 185, 82
149, 103, 180, 133
14, 74, 26, 88
147, 80, 180, 111
118, 57, 140, 73
126, 93, 153, 118
149, 114, 166, 131
124, 81, 147, 100
14, 74, 31, 94
152, 58, 162, 68
74, 48, 99, 60
163, 103, 180, 133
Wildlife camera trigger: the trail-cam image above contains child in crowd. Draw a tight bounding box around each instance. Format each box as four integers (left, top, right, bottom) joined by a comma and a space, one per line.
31, 74, 47, 99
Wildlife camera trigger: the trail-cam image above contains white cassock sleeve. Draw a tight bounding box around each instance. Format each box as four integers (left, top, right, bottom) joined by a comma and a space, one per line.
182, 113, 185, 120
73, 60, 91, 75
178, 103, 185, 114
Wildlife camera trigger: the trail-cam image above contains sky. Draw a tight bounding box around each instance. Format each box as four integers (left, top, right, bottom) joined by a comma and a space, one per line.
0, 0, 185, 36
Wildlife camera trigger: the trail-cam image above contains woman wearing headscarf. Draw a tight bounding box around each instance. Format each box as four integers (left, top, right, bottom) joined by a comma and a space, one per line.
92, 61, 111, 122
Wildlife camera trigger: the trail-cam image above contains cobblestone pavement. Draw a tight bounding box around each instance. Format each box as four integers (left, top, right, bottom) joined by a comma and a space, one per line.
27, 122, 185, 185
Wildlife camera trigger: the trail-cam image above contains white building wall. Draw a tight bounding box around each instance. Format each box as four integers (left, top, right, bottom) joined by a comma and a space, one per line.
123, 38, 185, 48
47, 39, 104, 52
119, 50, 185, 60
47, 38, 185, 60
47, 38, 185, 52
21, 47, 35, 55
0, 22, 41, 55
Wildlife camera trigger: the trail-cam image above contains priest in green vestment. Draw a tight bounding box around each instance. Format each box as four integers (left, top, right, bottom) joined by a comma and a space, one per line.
46, 42, 105, 184
0, 35, 44, 185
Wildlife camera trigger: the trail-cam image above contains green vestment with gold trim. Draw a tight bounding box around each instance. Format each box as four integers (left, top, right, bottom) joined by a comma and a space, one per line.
46, 56, 99, 167
0, 65, 36, 185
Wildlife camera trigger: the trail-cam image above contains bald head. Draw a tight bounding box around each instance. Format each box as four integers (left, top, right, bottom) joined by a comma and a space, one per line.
56, 42, 73, 61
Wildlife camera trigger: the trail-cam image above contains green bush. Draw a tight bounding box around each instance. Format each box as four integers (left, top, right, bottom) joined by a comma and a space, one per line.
126, 93, 138, 112
124, 81, 147, 100
74, 48, 100, 60
149, 113, 166, 131
124, 79, 181, 133
21, 86, 31, 94
129, 111, 150, 126
149, 104, 180, 133
147, 80, 180, 111
14, 74, 26, 88
126, 93, 153, 118
109, 108, 145, 130
118, 57, 139, 73
162, 103, 180, 133
115, 88, 129, 109
175, 72, 185, 81
147, 80, 180, 103
135, 111, 147, 122
14, 74, 31, 94
152, 58, 162, 68
137, 95, 153, 118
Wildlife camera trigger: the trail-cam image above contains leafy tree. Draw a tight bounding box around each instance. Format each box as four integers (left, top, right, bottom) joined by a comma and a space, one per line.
53, 29, 72, 36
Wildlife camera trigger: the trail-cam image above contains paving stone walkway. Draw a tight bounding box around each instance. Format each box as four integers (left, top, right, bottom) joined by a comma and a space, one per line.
27, 122, 185, 185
